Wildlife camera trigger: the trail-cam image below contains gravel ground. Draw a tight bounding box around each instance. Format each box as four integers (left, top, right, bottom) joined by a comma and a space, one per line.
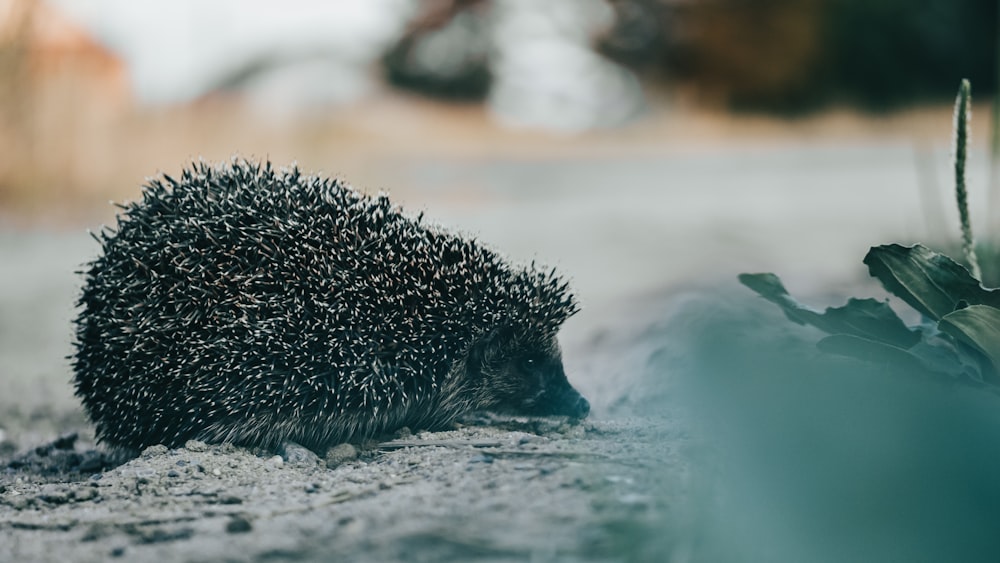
0, 419, 684, 563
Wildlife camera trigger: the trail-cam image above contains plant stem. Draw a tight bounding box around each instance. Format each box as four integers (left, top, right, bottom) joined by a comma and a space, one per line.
991, 0, 1000, 232
955, 78, 983, 281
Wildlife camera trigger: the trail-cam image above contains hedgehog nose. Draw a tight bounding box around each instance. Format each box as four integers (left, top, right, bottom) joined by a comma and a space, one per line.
572, 395, 590, 419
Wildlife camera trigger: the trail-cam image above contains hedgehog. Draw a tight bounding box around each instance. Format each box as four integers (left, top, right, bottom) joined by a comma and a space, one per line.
72, 159, 588, 453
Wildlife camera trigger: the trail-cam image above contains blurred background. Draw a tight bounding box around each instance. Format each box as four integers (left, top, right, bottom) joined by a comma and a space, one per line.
1, 0, 997, 295
2, 0, 1000, 455
3, 1, 1000, 560
1, 0, 999, 439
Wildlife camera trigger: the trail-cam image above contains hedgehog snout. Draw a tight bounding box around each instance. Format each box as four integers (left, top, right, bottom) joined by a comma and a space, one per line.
517, 360, 590, 419
570, 392, 590, 418
552, 386, 590, 419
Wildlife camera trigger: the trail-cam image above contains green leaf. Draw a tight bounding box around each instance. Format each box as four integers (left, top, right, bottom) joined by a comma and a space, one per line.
818, 333, 980, 381
739, 273, 920, 348
817, 334, 929, 372
939, 305, 1000, 378
863, 244, 1000, 320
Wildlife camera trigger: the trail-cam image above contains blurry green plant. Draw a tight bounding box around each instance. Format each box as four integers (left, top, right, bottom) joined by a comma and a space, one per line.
741, 79, 1000, 385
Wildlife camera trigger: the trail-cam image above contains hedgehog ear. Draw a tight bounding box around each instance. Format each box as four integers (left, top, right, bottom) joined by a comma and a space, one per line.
486, 324, 516, 355
467, 324, 516, 374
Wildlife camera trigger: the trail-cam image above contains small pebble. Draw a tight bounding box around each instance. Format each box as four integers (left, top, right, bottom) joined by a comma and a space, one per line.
81, 523, 110, 542
226, 516, 253, 534
281, 443, 320, 467
468, 454, 494, 465
140, 445, 168, 458
212, 468, 221, 476
78, 452, 106, 473
72, 488, 99, 502
619, 493, 651, 507
5, 496, 32, 510
53, 433, 78, 450
324, 443, 358, 469
184, 440, 209, 452
38, 490, 71, 505
167, 470, 180, 478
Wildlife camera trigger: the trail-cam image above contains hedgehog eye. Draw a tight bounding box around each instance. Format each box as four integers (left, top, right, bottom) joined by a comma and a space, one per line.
519, 357, 538, 371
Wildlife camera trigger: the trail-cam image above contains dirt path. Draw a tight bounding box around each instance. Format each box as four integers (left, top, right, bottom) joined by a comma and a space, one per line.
1, 417, 683, 562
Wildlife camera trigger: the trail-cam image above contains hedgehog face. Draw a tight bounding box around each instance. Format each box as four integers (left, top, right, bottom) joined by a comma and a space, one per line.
469, 326, 590, 419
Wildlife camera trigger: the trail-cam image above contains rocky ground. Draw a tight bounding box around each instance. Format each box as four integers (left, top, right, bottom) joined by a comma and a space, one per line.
0, 418, 684, 563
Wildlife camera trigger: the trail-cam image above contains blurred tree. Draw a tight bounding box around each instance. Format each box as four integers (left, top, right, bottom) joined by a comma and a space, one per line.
597, 0, 998, 112
382, 0, 643, 131
670, 0, 828, 111
0, 0, 35, 204
598, 0, 672, 71
382, 0, 493, 101
826, 0, 998, 109
0, 0, 130, 209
